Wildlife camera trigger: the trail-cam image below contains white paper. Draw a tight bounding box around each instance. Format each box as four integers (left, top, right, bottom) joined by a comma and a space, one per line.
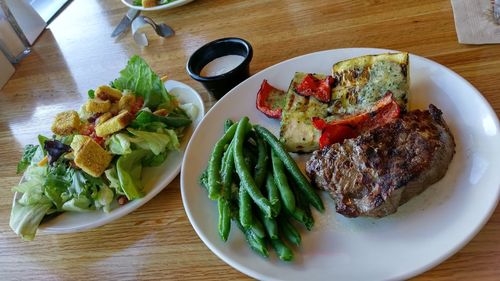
451, 0, 500, 44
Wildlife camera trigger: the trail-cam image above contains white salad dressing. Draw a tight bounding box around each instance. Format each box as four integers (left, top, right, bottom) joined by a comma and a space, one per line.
200, 55, 245, 77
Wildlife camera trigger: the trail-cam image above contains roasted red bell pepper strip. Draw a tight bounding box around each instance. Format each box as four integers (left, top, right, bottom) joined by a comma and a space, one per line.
295, 74, 334, 103
318, 124, 356, 149
256, 79, 286, 119
313, 92, 401, 149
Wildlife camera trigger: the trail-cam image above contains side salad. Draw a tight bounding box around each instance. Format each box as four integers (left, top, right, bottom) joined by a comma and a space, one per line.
10, 55, 196, 240
133, 0, 177, 8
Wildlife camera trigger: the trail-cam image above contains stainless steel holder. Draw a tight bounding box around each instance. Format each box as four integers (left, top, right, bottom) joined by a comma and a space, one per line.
0, 0, 31, 63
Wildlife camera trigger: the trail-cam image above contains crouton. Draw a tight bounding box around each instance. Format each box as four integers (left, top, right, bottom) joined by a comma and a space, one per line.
142, 0, 156, 8
74, 138, 112, 177
96, 112, 112, 125
95, 85, 122, 102
153, 108, 168, 116
85, 99, 111, 113
71, 135, 91, 152
118, 95, 136, 112
110, 102, 120, 115
51, 110, 81, 136
95, 111, 134, 137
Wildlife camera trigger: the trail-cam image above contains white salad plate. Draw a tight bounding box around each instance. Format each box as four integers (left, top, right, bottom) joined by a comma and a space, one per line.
181, 48, 500, 281
18, 80, 205, 233
121, 0, 195, 11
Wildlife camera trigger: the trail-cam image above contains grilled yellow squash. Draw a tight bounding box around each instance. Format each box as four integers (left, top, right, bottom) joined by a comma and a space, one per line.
279, 53, 409, 153
280, 72, 328, 153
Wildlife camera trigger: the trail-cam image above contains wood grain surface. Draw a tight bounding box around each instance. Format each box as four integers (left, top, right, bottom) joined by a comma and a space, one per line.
0, 0, 499, 280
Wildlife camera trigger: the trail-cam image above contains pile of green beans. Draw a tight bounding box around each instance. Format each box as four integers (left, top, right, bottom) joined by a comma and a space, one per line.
199, 117, 324, 261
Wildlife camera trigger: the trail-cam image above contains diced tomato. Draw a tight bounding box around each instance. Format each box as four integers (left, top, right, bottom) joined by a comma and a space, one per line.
79, 123, 95, 136
313, 92, 401, 148
295, 74, 334, 103
79, 123, 105, 147
130, 96, 144, 116
256, 79, 286, 119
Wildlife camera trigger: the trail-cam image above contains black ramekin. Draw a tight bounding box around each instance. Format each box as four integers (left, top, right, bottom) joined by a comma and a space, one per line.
186, 37, 253, 100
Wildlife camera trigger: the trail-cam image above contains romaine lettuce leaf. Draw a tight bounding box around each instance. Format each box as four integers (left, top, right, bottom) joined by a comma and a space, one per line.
127, 128, 179, 155
116, 149, 149, 200
94, 185, 114, 212
10, 198, 52, 241
111, 55, 174, 109
105, 166, 122, 194
142, 150, 168, 167
62, 196, 94, 212
16, 144, 38, 174
44, 164, 72, 210
10, 164, 52, 241
108, 133, 133, 155
131, 110, 191, 129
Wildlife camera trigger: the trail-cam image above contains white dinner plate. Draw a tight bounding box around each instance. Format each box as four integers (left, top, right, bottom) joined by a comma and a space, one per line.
121, 0, 194, 11
14, 80, 205, 233
181, 48, 500, 281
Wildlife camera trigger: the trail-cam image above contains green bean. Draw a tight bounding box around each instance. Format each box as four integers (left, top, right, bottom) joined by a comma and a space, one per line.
250, 216, 266, 239
236, 221, 269, 257
271, 150, 296, 214
290, 180, 314, 230
253, 135, 269, 189
265, 173, 281, 216
270, 238, 294, 261
220, 119, 234, 173
199, 168, 208, 191
258, 210, 278, 239
254, 125, 324, 212
288, 207, 314, 231
279, 217, 301, 246
243, 146, 256, 169
238, 184, 253, 229
221, 141, 235, 200
223, 119, 234, 132
218, 198, 231, 241
233, 117, 272, 218
207, 122, 238, 200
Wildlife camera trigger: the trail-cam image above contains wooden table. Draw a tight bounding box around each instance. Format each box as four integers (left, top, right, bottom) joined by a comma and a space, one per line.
1, 0, 499, 280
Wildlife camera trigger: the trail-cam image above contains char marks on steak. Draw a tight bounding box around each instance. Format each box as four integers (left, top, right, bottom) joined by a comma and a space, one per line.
305, 104, 455, 218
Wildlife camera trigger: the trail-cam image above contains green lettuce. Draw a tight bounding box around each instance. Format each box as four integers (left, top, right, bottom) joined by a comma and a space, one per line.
10, 165, 53, 240
94, 185, 114, 212
16, 144, 38, 174
128, 128, 179, 155
108, 133, 133, 155
62, 196, 94, 212
116, 149, 149, 200
131, 110, 191, 130
111, 55, 174, 109
10, 198, 52, 241
142, 150, 168, 167
10, 162, 116, 240
105, 166, 122, 194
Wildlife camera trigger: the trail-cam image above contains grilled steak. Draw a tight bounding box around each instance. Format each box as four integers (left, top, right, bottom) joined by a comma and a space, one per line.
306, 104, 455, 218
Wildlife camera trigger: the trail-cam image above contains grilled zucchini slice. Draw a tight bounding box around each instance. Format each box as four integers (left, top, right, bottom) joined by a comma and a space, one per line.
280, 72, 329, 153
330, 52, 409, 116
279, 53, 409, 153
